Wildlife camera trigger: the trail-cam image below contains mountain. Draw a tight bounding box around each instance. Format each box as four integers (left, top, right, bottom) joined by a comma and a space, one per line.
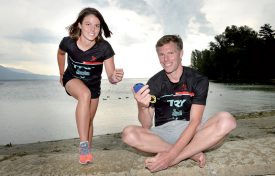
0, 65, 58, 80
7, 67, 33, 74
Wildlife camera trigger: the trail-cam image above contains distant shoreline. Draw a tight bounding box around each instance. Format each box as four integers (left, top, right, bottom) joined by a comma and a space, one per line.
210, 79, 275, 85
0, 79, 58, 81
232, 109, 275, 119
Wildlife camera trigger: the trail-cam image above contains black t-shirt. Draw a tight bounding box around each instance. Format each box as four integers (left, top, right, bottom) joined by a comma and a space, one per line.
147, 66, 209, 126
59, 37, 115, 84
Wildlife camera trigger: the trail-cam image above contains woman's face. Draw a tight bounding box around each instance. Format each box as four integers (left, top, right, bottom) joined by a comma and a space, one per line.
79, 14, 101, 42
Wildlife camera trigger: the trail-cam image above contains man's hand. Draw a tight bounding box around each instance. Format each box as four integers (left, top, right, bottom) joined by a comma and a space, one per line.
144, 151, 176, 172
133, 85, 151, 108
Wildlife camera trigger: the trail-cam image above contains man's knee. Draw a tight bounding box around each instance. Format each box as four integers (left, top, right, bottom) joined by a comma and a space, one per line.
216, 112, 237, 135
122, 125, 139, 146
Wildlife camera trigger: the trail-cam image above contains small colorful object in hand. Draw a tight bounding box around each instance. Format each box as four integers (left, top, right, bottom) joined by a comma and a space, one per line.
133, 83, 145, 93
133, 83, 156, 103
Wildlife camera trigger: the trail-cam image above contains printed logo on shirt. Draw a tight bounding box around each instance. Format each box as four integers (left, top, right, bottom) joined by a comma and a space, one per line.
82, 56, 102, 65
181, 83, 187, 90
167, 99, 186, 107
91, 56, 97, 61
175, 83, 195, 96
68, 56, 103, 79
172, 109, 182, 118
160, 94, 191, 108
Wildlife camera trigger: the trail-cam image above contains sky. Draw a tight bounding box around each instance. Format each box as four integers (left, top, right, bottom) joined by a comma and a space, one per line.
0, 0, 274, 78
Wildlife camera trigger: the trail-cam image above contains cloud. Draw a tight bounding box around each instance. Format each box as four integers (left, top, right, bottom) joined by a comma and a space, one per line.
146, 0, 213, 35
8, 28, 58, 44
1, 0, 275, 77
100, 0, 213, 36
81, 0, 109, 7
81, 0, 215, 70
201, 0, 275, 33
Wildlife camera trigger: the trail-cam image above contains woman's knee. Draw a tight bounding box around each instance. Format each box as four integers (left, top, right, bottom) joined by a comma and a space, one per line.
66, 79, 91, 100
78, 89, 91, 101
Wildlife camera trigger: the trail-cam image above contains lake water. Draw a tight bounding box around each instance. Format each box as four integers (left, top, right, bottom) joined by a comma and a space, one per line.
0, 79, 275, 145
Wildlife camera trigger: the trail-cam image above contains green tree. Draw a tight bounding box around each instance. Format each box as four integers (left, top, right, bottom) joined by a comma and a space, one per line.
259, 24, 275, 40
258, 24, 275, 78
191, 24, 275, 81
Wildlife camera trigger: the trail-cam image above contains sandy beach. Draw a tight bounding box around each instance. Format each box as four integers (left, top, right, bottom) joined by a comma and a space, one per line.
0, 110, 275, 175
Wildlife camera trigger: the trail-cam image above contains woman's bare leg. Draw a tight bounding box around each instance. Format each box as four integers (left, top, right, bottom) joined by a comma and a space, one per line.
65, 79, 91, 141
88, 98, 99, 146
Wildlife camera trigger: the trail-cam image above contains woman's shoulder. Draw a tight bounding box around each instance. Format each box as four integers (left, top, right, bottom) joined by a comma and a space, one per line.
59, 36, 75, 51
62, 36, 74, 43
60, 36, 75, 45
97, 39, 112, 47
95, 39, 114, 56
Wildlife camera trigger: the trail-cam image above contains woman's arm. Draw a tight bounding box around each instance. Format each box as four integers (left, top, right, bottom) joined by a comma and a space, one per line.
104, 57, 124, 84
57, 48, 66, 86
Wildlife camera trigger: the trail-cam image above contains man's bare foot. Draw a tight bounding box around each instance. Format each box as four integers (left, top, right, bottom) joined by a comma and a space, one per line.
145, 153, 160, 167
190, 152, 206, 168
145, 156, 156, 166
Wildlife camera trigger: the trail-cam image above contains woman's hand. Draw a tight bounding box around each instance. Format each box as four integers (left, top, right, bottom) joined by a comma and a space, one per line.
110, 68, 124, 84
59, 74, 64, 86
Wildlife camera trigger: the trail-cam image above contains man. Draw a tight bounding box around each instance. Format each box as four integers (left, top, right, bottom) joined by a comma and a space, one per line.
122, 35, 236, 172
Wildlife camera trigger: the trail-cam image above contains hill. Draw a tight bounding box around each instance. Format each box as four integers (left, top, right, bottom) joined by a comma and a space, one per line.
0, 65, 57, 80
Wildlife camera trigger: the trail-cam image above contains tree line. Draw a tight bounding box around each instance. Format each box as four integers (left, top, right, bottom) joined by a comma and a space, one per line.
191, 24, 275, 82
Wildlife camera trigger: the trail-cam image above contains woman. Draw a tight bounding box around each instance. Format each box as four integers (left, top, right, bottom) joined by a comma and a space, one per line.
57, 7, 124, 164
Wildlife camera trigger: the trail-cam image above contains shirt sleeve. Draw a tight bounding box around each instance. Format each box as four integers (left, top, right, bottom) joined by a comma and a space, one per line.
102, 41, 115, 60
192, 76, 209, 105
59, 37, 68, 52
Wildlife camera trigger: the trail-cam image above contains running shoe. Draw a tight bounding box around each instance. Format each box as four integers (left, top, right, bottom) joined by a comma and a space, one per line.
79, 141, 93, 164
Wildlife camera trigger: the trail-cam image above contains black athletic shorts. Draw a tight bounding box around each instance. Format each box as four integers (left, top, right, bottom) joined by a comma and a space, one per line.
62, 72, 101, 99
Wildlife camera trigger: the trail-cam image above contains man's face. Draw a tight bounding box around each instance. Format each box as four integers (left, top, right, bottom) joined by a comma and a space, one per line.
156, 42, 183, 74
